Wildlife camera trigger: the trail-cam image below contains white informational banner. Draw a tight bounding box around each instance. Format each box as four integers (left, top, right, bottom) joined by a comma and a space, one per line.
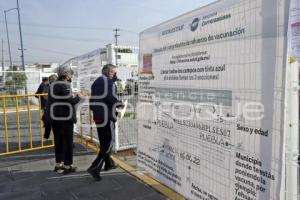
75, 49, 128, 151
77, 49, 101, 139
137, 0, 291, 199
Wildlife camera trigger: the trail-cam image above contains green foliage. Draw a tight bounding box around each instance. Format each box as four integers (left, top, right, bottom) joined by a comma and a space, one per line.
12, 72, 27, 87
5, 73, 27, 86
4, 67, 27, 94
123, 112, 136, 119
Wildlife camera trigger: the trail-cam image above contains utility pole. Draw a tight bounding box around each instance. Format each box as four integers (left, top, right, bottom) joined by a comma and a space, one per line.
17, 0, 25, 72
1, 39, 4, 72
4, 10, 13, 71
1, 39, 5, 85
16, 0, 27, 94
114, 28, 120, 66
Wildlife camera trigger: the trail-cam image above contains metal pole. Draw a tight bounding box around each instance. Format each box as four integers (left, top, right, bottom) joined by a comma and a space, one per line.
1, 39, 4, 71
114, 28, 120, 66
17, 0, 25, 72
16, 0, 27, 94
1, 39, 5, 85
4, 11, 13, 71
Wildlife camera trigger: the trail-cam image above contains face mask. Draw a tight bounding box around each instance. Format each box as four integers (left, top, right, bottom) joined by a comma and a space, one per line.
112, 73, 118, 82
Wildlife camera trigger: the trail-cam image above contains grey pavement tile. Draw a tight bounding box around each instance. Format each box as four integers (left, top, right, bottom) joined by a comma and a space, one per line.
71, 193, 108, 200
9, 169, 35, 181
0, 182, 13, 194
0, 169, 13, 182
0, 189, 42, 200
72, 177, 123, 199
0, 143, 168, 200
39, 178, 92, 200
132, 192, 167, 200
100, 174, 166, 200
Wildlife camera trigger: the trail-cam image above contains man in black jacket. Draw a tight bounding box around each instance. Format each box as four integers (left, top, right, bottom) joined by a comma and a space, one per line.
45, 66, 87, 174
35, 77, 49, 111
43, 74, 58, 140
87, 64, 123, 181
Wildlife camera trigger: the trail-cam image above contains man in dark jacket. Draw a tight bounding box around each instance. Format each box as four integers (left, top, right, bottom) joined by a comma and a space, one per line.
44, 66, 87, 174
87, 64, 123, 181
35, 77, 49, 111
43, 74, 58, 140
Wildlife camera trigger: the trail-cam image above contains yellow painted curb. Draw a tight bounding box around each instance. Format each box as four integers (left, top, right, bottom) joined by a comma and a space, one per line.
113, 156, 185, 200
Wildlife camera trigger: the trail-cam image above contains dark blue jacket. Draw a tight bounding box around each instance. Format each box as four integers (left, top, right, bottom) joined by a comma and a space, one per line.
90, 76, 121, 123
35, 83, 48, 109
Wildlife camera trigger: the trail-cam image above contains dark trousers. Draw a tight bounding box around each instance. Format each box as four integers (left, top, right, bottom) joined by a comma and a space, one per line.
52, 122, 74, 166
42, 109, 52, 139
44, 124, 52, 139
90, 121, 115, 172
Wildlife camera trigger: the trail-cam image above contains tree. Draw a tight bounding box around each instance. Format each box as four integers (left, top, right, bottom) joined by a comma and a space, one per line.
5, 66, 27, 94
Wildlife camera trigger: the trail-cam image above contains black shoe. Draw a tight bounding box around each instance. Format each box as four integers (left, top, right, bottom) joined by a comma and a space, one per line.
87, 166, 101, 181
53, 165, 64, 172
104, 164, 117, 171
63, 166, 77, 174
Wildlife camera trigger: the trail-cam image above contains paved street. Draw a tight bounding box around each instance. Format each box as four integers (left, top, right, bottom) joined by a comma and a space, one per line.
0, 144, 166, 200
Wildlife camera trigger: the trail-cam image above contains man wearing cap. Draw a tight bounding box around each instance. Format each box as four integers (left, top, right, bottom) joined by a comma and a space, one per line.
44, 65, 87, 174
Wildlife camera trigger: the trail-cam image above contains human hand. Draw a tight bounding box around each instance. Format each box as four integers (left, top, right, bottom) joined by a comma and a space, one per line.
78, 90, 89, 98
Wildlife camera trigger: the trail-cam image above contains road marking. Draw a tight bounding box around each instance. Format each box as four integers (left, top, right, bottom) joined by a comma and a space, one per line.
47, 171, 128, 180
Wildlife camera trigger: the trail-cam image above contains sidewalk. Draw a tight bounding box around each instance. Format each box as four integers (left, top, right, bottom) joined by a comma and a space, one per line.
0, 143, 167, 200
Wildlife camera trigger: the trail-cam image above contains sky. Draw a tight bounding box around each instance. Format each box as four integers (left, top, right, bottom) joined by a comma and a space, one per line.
0, 0, 215, 65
